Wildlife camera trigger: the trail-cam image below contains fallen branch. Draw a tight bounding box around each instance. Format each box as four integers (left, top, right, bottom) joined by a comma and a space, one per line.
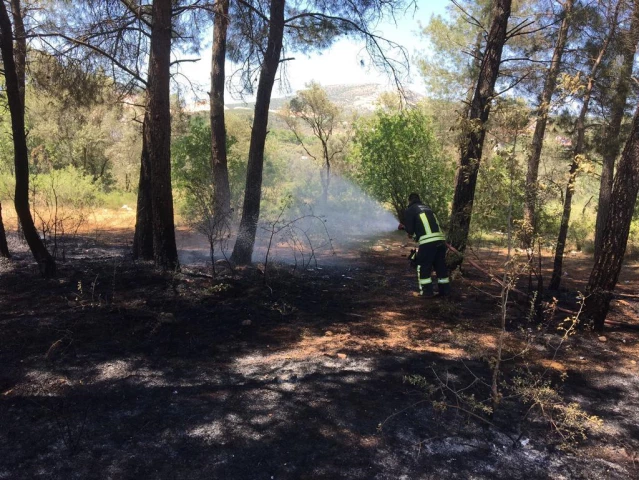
614, 293, 639, 300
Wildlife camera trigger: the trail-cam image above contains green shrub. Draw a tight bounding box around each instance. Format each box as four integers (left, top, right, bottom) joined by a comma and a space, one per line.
627, 219, 639, 259
568, 214, 594, 252
0, 171, 14, 202
472, 151, 525, 236
31, 166, 101, 247
349, 108, 454, 222
98, 190, 138, 210
172, 116, 249, 219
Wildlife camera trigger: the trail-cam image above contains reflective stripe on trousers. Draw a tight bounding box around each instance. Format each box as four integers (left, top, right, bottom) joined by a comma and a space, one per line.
417, 265, 433, 295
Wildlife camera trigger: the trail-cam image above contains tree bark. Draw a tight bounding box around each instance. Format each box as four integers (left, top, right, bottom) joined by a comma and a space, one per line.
210, 0, 232, 226
133, 116, 154, 260
594, 1, 639, 258
584, 104, 639, 331
550, 3, 619, 290
522, 0, 574, 248
146, 0, 178, 269
447, 0, 512, 262
9, 0, 25, 109
231, 0, 285, 265
0, 0, 55, 276
0, 0, 27, 259
0, 202, 9, 258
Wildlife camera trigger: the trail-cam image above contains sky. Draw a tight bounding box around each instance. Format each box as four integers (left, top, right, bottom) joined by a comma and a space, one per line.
175, 1, 451, 103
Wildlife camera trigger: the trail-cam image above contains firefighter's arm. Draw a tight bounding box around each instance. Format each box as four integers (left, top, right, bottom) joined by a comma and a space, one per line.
398, 223, 412, 239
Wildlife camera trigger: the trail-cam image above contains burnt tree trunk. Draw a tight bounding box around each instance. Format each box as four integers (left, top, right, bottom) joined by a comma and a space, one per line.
447, 0, 512, 262
550, 3, 619, 290
133, 117, 154, 260
0, 0, 28, 259
0, 0, 55, 276
594, 2, 639, 258
146, 0, 178, 269
584, 104, 639, 332
523, 0, 574, 248
0, 202, 9, 258
210, 0, 232, 226
231, 0, 285, 265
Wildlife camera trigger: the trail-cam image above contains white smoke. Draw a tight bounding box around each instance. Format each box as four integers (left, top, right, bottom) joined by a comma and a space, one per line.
177, 161, 398, 267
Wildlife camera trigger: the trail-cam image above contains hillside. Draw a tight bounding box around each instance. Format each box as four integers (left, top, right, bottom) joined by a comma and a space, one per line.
187, 83, 423, 114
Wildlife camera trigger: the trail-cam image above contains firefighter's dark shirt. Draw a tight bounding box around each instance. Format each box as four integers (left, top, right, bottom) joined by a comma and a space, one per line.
404, 200, 444, 245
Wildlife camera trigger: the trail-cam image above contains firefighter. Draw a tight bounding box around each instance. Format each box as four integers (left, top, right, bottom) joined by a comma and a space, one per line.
400, 193, 450, 297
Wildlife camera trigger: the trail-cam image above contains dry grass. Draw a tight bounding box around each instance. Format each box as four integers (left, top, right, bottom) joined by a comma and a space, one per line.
1, 206, 137, 234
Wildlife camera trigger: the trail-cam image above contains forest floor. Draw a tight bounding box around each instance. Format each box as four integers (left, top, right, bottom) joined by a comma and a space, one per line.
1, 228, 638, 479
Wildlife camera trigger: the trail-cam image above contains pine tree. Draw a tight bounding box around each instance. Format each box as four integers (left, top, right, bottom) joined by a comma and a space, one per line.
584, 102, 639, 331
0, 0, 55, 275
447, 0, 513, 261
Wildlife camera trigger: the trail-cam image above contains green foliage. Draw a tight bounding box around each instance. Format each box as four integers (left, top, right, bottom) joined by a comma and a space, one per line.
282, 82, 351, 204
349, 108, 453, 222
98, 190, 138, 210
0, 171, 14, 203
4, 53, 144, 192
626, 219, 639, 258
417, 0, 491, 101
30, 166, 102, 251
510, 370, 603, 450
32, 166, 100, 212
568, 214, 594, 252
288, 82, 339, 122
472, 151, 525, 234
172, 115, 252, 221
174, 117, 224, 222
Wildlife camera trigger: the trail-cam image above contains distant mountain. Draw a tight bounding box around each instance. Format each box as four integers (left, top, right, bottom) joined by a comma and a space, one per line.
192, 83, 423, 114
311, 84, 423, 112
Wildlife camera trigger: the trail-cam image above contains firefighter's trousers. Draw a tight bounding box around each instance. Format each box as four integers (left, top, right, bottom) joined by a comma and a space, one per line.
416, 241, 450, 296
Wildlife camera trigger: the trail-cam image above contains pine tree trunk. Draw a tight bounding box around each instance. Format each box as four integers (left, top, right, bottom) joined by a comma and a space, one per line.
0, 201, 10, 258
550, 3, 619, 290
447, 0, 512, 262
133, 117, 154, 260
549, 159, 578, 290
584, 104, 639, 331
523, 0, 573, 247
594, 2, 639, 257
0, 0, 55, 276
147, 0, 178, 269
9, 0, 25, 109
210, 0, 232, 225
231, 0, 285, 265
0, 0, 27, 259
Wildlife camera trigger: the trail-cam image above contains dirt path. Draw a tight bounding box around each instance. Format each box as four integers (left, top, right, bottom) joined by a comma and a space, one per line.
1, 232, 638, 479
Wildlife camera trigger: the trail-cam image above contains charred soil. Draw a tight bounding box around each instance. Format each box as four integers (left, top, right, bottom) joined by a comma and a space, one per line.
1, 232, 638, 479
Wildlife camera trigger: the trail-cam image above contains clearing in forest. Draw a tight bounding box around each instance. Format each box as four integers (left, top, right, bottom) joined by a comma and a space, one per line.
1, 231, 638, 479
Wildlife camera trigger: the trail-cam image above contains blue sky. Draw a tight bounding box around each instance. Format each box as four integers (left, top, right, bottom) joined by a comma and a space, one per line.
176, 1, 450, 102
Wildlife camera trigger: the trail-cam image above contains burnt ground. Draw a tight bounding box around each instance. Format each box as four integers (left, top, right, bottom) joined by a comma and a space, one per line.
1, 231, 638, 479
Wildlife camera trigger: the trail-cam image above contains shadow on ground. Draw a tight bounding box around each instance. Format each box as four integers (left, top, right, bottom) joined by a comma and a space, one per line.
1, 234, 638, 479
